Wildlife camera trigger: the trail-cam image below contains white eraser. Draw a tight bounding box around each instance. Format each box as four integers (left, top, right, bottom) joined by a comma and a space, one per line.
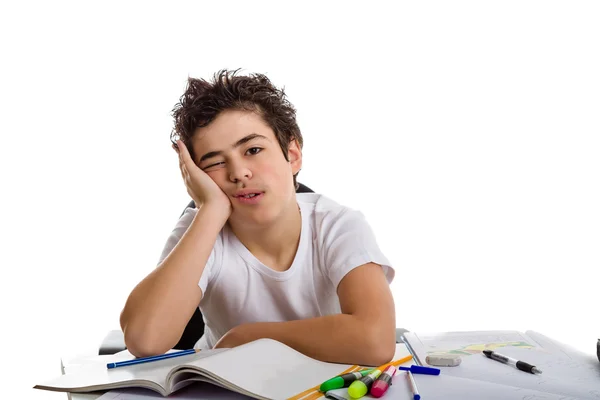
426, 354, 462, 367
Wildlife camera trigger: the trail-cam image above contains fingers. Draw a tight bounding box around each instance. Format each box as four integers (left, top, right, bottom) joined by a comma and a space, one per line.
172, 139, 208, 207
173, 144, 185, 179
174, 140, 197, 171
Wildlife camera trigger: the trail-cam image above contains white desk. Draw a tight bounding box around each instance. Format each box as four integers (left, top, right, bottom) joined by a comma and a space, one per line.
60, 332, 599, 400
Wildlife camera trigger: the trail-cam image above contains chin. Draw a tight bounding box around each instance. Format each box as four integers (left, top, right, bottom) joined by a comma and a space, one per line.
232, 207, 279, 227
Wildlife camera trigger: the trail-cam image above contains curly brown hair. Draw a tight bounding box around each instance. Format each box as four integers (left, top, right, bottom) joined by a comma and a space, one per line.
170, 69, 303, 188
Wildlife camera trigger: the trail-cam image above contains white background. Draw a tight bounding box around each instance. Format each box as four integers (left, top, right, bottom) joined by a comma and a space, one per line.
1, 1, 598, 398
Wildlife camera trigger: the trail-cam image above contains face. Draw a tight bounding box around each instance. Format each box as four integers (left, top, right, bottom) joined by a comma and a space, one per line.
191, 109, 302, 226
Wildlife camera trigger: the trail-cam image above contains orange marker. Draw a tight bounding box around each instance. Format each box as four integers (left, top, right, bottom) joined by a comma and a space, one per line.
377, 354, 413, 371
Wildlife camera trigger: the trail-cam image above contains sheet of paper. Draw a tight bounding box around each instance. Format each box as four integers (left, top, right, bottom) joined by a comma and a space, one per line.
526, 330, 599, 364
440, 346, 600, 399
404, 330, 544, 365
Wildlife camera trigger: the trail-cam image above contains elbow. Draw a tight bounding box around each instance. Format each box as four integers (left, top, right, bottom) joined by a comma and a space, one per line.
122, 321, 173, 358
369, 341, 396, 367
120, 303, 178, 357
361, 326, 396, 366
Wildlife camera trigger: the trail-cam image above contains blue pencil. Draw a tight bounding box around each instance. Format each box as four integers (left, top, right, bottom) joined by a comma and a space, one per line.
107, 348, 201, 369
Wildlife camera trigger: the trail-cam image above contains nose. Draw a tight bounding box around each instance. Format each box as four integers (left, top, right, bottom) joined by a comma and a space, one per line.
228, 160, 252, 184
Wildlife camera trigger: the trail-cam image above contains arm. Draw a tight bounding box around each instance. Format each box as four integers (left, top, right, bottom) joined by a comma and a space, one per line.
119, 204, 228, 357
121, 139, 231, 357
214, 263, 396, 366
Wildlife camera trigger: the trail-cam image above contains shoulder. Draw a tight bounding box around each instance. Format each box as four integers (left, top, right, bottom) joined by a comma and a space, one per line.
297, 192, 357, 218
298, 193, 395, 286
297, 193, 367, 235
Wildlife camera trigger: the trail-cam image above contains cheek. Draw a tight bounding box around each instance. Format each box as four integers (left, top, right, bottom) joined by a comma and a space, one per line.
261, 164, 295, 193
258, 163, 287, 182
207, 170, 228, 188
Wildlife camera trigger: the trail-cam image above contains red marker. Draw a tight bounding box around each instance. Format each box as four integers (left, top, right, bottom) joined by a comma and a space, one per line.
370, 365, 396, 398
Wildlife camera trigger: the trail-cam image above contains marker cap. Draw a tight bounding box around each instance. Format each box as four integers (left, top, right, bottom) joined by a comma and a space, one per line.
399, 365, 441, 375
347, 380, 368, 398
370, 380, 389, 398
319, 376, 344, 392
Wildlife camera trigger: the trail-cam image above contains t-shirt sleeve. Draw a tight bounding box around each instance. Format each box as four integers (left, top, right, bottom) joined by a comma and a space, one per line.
323, 209, 394, 290
156, 207, 219, 295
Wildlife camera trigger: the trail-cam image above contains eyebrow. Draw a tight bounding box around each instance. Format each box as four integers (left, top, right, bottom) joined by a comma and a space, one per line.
198, 133, 269, 164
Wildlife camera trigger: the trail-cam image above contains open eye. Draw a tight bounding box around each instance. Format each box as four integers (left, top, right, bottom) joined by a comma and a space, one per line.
246, 147, 262, 155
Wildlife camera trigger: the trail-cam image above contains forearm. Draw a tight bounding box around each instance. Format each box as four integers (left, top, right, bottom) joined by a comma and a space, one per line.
120, 204, 227, 356
229, 314, 396, 366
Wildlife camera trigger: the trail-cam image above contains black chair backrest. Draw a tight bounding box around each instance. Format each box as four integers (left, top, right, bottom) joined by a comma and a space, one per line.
174, 182, 314, 349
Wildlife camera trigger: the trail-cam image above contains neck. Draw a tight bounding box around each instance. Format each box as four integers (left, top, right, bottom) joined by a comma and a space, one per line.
228, 201, 302, 271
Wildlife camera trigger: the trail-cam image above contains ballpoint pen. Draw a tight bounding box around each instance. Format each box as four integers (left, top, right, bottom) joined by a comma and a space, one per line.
482, 349, 542, 374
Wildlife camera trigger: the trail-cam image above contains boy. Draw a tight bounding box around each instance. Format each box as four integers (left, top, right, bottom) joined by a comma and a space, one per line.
120, 70, 396, 366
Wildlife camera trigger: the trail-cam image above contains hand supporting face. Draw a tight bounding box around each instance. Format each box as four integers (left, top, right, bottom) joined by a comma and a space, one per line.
173, 140, 232, 218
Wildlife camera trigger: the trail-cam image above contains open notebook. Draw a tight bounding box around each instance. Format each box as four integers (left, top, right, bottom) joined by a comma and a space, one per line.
36, 339, 410, 400
402, 330, 600, 400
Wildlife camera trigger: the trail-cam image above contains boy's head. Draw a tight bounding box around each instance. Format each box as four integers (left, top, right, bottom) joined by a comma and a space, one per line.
171, 69, 303, 224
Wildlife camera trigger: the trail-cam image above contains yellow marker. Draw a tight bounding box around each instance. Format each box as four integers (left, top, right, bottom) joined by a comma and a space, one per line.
348, 369, 382, 399
346, 354, 413, 398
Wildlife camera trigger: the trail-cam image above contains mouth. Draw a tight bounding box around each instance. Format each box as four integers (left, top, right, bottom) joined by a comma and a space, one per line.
233, 192, 265, 204
235, 193, 261, 199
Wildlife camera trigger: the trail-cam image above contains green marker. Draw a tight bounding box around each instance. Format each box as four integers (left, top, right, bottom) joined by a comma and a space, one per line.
319, 369, 375, 392
348, 369, 382, 399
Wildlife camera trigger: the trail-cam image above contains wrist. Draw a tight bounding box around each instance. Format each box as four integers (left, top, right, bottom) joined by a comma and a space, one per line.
194, 202, 230, 227
222, 323, 260, 347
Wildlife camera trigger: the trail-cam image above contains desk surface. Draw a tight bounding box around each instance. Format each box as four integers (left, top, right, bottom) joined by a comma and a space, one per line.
62, 332, 598, 400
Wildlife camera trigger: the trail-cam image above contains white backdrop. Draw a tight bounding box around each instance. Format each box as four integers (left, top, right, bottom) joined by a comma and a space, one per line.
1, 1, 598, 398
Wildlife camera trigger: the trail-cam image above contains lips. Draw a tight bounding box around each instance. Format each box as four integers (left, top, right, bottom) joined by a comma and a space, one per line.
236, 193, 261, 199
233, 192, 265, 204
233, 190, 264, 198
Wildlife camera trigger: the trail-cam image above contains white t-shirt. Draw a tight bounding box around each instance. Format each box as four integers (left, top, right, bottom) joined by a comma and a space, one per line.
157, 193, 394, 349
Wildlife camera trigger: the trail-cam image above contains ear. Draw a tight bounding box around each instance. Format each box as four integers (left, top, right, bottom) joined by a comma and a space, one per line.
287, 139, 302, 175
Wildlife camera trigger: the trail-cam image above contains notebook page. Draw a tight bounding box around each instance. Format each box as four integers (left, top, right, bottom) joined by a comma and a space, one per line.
36, 348, 228, 395
175, 338, 353, 400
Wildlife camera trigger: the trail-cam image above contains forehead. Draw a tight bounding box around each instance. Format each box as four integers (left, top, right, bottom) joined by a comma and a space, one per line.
191, 110, 276, 152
